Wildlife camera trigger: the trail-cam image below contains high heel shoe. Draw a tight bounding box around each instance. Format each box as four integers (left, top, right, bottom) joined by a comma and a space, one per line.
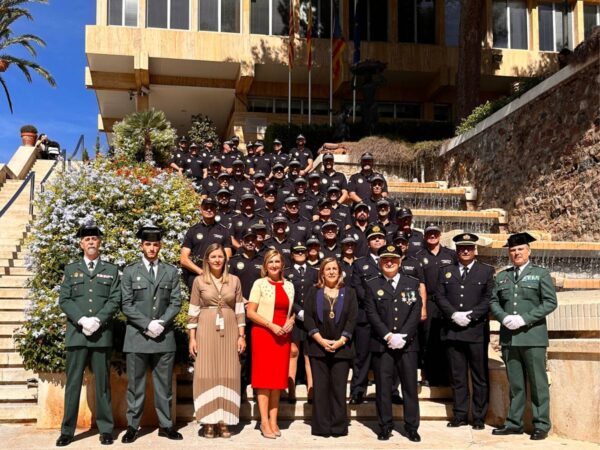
202, 424, 216, 438
217, 422, 231, 438
260, 425, 277, 439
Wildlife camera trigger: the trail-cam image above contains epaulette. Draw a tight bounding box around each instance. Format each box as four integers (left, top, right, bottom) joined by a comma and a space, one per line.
366, 274, 380, 282
405, 274, 420, 282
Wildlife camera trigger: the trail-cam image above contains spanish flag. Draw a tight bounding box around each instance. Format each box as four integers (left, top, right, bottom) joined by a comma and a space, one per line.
331, 0, 345, 91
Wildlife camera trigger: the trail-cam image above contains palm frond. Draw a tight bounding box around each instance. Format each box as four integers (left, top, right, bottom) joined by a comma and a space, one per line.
0, 35, 45, 56
0, 75, 14, 113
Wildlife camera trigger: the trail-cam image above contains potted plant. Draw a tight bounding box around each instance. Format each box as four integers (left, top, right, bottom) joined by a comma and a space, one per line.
20, 125, 38, 146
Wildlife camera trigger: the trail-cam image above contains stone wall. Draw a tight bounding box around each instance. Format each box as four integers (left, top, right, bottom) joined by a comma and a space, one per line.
435, 58, 600, 241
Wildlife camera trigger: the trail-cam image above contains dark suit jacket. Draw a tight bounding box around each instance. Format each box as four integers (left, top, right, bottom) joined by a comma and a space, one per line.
304, 286, 357, 360
350, 255, 381, 323
435, 260, 495, 343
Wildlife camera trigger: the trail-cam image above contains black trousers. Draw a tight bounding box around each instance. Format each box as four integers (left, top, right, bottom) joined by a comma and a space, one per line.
418, 300, 449, 385
350, 322, 372, 396
446, 340, 489, 422
372, 349, 420, 432
310, 356, 351, 436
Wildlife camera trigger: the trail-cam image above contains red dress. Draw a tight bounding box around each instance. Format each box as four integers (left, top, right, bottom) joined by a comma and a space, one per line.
251, 280, 291, 389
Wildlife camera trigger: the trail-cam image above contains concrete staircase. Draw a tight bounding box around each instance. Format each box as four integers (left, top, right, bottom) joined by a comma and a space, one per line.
0, 158, 59, 423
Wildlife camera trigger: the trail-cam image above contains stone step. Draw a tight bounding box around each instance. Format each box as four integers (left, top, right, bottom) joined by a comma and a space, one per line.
0, 260, 26, 269
0, 324, 20, 335
0, 336, 17, 351
0, 276, 28, 288
389, 187, 466, 195
0, 384, 36, 402
0, 299, 30, 310
0, 403, 37, 422
0, 251, 24, 259
0, 352, 24, 367
2, 267, 31, 276
0, 367, 35, 383
176, 399, 451, 421
0, 288, 28, 299
0, 311, 26, 322
561, 279, 600, 290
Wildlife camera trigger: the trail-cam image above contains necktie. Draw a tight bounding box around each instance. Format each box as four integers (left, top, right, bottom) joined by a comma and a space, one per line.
514, 267, 520, 282
149, 262, 155, 282
461, 266, 469, 280
88, 261, 94, 272
388, 278, 395, 289
298, 266, 305, 277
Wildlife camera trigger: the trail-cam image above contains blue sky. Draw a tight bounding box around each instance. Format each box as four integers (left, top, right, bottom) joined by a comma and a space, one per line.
0, 0, 101, 163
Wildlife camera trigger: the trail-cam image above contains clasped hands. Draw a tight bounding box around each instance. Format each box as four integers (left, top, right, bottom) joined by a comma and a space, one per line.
451, 310, 473, 327
145, 319, 165, 338
319, 337, 345, 353
269, 317, 295, 336
387, 333, 407, 350
502, 315, 526, 330
78, 316, 100, 336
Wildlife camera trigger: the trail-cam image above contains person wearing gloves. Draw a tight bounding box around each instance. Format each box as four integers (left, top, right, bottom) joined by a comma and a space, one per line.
435, 233, 495, 430
490, 232, 557, 441
56, 224, 121, 447
365, 244, 423, 443
121, 224, 182, 443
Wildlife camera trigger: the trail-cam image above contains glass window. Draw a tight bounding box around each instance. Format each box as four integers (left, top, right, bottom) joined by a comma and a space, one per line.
300, 0, 331, 38
399, 0, 434, 44
272, 0, 288, 36
350, 0, 388, 42
109, 0, 123, 25
109, 0, 138, 26
200, 0, 240, 32
274, 98, 301, 114
251, 0, 270, 34
251, 0, 288, 35
584, 5, 600, 39
445, 0, 460, 46
147, 0, 188, 29
492, 0, 527, 49
396, 103, 421, 119
378, 104, 395, 118
539, 1, 573, 51
248, 98, 273, 113
311, 101, 329, 116
222, 0, 241, 32
199, 0, 218, 31
416, 0, 435, 44
433, 104, 451, 122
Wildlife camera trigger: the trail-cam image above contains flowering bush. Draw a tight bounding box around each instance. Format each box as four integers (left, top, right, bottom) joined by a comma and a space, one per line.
15, 159, 200, 373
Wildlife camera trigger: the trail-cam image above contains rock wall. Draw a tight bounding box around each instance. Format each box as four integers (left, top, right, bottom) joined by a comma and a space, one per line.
434, 58, 600, 241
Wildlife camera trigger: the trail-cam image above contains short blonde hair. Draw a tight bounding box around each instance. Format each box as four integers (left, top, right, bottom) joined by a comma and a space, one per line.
202, 243, 229, 283
261, 249, 285, 279
315, 257, 345, 289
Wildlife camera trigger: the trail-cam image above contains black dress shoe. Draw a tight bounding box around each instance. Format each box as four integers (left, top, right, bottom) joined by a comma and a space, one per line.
391, 394, 404, 405
56, 434, 73, 447
287, 397, 297, 404
472, 420, 485, 430
492, 426, 523, 436
447, 418, 468, 428
121, 426, 138, 444
99, 433, 114, 445
158, 427, 183, 440
349, 393, 364, 405
377, 428, 392, 441
406, 429, 421, 442
530, 429, 548, 440
419, 379, 430, 387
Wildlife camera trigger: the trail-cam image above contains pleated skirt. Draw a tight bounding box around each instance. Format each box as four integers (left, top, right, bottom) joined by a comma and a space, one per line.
193, 307, 241, 425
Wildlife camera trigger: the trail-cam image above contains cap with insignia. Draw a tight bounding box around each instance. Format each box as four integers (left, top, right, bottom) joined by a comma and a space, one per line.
209, 157, 222, 165
504, 232, 537, 248
393, 231, 409, 243
272, 213, 288, 224
341, 234, 357, 245
253, 171, 267, 179
246, 141, 254, 148
318, 197, 332, 208
323, 153, 334, 161
307, 235, 321, 246
265, 183, 278, 194
291, 241, 307, 252
294, 177, 307, 185
353, 202, 370, 213
224, 140, 234, 146
424, 222, 441, 234
204, 136, 214, 142
216, 188, 232, 196
395, 207, 413, 219
179, 136, 188, 143
273, 138, 282, 145
201, 197, 218, 207
272, 163, 285, 171
231, 136, 240, 143
217, 172, 230, 179
370, 173, 385, 183
242, 227, 257, 239
296, 134, 306, 140
453, 233, 479, 246
136, 223, 162, 242
189, 142, 199, 149
232, 159, 245, 166
378, 244, 402, 258
251, 221, 268, 231
240, 193, 256, 202
284, 196, 300, 204
321, 220, 338, 230
366, 223, 386, 240
289, 159, 301, 167
308, 172, 321, 180
76, 224, 103, 238
376, 198, 390, 207
327, 185, 341, 193
360, 152, 374, 161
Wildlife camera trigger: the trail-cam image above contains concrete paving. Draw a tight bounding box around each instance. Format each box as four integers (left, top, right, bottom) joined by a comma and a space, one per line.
1, 420, 598, 449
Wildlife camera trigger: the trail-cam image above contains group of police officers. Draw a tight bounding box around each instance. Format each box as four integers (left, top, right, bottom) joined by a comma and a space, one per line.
57, 134, 558, 445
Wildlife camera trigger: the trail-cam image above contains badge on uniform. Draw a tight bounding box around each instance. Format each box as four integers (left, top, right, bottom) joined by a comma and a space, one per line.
354, 233, 359, 240
288, 274, 294, 278
377, 289, 384, 297
136, 276, 141, 281
357, 178, 364, 184
445, 272, 452, 279
196, 233, 203, 240
423, 258, 429, 265
237, 262, 245, 270
363, 264, 369, 270
407, 291, 417, 305
401, 292, 406, 302
237, 221, 243, 227
73, 272, 82, 278
208, 181, 213, 186
322, 179, 328, 184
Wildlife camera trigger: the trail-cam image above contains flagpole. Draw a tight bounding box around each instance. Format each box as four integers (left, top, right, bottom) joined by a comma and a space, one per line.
329, 0, 333, 126
288, 0, 293, 124
352, 0, 357, 123
308, 69, 312, 124
288, 69, 292, 124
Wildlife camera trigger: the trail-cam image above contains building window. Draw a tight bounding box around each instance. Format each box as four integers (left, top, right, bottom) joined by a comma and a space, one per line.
349, 0, 388, 42
147, 0, 189, 30
445, 0, 460, 46
492, 0, 528, 49
108, 0, 138, 26
300, 0, 331, 38
374, 102, 421, 120
398, 0, 435, 44
199, 0, 241, 32
248, 97, 329, 116
583, 4, 599, 39
433, 104, 452, 122
251, 0, 289, 36
539, 1, 574, 51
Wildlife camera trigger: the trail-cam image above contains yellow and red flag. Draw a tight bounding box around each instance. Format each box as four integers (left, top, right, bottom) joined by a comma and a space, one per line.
288, 0, 296, 68
332, 1, 346, 91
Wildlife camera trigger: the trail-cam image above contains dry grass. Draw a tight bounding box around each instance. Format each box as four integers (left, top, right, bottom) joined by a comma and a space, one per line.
570, 27, 600, 66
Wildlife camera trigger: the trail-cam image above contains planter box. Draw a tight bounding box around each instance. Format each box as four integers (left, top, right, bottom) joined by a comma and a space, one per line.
37, 369, 178, 429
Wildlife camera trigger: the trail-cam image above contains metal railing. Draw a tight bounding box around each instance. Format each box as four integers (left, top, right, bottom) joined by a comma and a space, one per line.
67, 134, 84, 169
0, 171, 36, 219
41, 149, 66, 193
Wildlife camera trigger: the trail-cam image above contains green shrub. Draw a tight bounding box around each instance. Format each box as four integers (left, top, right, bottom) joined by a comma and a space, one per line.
188, 113, 221, 147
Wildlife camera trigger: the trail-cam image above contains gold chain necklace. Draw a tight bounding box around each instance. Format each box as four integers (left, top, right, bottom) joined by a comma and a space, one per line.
324, 292, 338, 319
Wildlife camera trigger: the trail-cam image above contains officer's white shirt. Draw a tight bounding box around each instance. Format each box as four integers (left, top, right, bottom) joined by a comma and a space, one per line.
83, 256, 99, 272
370, 253, 379, 266
460, 260, 476, 277
384, 273, 401, 290
294, 264, 307, 273
513, 260, 530, 272
142, 256, 159, 278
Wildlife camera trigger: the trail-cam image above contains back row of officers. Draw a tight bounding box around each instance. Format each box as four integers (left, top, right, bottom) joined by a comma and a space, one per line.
55, 136, 557, 446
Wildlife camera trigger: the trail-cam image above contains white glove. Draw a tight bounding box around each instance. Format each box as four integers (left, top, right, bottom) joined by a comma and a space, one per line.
451, 310, 472, 327
512, 315, 526, 328
87, 317, 101, 334
147, 320, 165, 336
78, 317, 99, 335
503, 315, 525, 330
144, 329, 158, 338
388, 333, 407, 350
297, 310, 304, 322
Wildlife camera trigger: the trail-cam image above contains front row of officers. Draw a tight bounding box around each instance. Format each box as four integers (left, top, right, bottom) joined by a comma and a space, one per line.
56, 222, 557, 446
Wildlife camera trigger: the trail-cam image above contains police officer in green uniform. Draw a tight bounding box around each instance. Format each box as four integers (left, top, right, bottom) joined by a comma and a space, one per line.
121, 224, 183, 443
56, 225, 121, 447
490, 232, 557, 441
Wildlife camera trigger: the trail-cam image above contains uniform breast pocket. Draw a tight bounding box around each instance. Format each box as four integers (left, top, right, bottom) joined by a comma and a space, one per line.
158, 282, 172, 300
96, 279, 112, 295
71, 281, 85, 297
132, 280, 149, 301
520, 282, 540, 299
496, 285, 511, 303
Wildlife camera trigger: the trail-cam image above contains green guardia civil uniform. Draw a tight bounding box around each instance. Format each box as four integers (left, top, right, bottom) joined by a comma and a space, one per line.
490, 263, 557, 432
58, 259, 121, 437
121, 259, 181, 429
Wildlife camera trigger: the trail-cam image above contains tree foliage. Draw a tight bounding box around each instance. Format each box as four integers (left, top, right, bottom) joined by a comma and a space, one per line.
188, 113, 220, 147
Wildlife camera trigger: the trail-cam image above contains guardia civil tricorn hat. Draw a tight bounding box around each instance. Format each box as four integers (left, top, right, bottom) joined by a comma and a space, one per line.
504, 232, 536, 248
76, 224, 103, 238
137, 223, 162, 242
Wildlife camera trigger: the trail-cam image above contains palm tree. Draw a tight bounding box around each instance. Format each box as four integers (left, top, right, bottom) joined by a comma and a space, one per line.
0, 0, 56, 113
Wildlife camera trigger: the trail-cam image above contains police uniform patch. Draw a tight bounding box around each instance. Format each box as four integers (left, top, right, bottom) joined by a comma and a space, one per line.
363, 264, 369, 270
445, 272, 452, 279
196, 233, 204, 240
237, 262, 245, 270
423, 258, 429, 265
237, 221, 243, 227
358, 178, 364, 184
322, 179, 328, 184
354, 233, 359, 240
215, 215, 221, 223
136, 276, 141, 281
208, 181, 213, 186
464, 234, 471, 240
377, 289, 384, 297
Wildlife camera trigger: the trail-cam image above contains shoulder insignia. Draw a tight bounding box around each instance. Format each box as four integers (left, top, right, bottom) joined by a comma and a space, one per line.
376, 289, 385, 297
445, 272, 452, 279
422, 257, 429, 265
362, 264, 369, 270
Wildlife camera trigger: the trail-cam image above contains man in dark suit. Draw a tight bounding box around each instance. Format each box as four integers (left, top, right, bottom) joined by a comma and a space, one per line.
56, 225, 121, 447
435, 233, 495, 430
365, 244, 422, 442
121, 224, 182, 443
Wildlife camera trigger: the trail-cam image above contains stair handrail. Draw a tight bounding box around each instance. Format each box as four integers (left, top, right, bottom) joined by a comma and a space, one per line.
0, 171, 36, 219
67, 134, 84, 169
40, 149, 66, 193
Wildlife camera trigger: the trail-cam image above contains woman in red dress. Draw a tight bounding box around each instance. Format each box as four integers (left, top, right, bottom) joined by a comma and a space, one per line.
247, 249, 295, 439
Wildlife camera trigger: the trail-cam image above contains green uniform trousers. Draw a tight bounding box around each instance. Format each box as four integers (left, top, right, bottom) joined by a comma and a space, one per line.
501, 346, 551, 432
126, 352, 175, 429
61, 347, 113, 436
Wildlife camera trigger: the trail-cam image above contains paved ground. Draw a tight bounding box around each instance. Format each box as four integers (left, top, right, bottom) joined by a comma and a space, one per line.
1, 420, 598, 449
